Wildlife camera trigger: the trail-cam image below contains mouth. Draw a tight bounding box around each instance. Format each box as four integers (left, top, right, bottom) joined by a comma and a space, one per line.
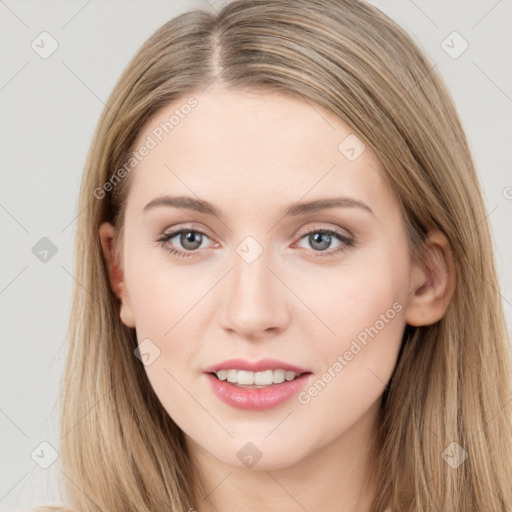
204, 371, 314, 411
207, 369, 312, 388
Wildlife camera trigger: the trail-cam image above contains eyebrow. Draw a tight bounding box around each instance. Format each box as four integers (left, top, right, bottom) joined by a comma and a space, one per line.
142, 195, 374, 217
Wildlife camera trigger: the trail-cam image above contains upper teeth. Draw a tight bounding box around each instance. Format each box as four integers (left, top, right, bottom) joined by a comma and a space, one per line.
216, 369, 299, 385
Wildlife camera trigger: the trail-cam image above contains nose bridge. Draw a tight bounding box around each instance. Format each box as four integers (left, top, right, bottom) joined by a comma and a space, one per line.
232, 243, 272, 300
219, 238, 289, 337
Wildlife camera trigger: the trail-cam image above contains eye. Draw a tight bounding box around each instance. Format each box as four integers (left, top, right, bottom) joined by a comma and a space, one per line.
294, 226, 354, 258
156, 225, 355, 259
156, 227, 214, 259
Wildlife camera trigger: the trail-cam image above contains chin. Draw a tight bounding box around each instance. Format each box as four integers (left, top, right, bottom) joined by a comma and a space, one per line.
205, 436, 309, 471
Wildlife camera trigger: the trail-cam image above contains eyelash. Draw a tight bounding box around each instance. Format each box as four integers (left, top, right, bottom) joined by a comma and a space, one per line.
155, 225, 355, 260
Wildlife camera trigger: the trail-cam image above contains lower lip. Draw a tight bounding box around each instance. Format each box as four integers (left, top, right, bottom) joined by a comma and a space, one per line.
205, 372, 312, 411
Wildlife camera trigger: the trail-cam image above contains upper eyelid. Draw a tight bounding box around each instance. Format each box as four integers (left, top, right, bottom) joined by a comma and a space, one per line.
160, 224, 214, 242
160, 223, 350, 237
295, 223, 353, 238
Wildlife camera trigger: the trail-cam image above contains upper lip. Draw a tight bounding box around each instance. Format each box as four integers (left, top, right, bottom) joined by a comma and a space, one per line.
203, 358, 312, 375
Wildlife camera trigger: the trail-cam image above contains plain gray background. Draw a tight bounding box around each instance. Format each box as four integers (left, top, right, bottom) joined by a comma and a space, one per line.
1, 1, 511, 510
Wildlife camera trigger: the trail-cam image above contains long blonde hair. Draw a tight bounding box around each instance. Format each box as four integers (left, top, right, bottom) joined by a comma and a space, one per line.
32, 0, 512, 510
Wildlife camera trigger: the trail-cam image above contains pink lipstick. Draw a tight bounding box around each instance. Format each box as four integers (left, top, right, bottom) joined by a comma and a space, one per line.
204, 358, 313, 411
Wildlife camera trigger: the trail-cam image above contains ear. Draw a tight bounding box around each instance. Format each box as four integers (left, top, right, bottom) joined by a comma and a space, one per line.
98, 222, 135, 328
405, 228, 456, 327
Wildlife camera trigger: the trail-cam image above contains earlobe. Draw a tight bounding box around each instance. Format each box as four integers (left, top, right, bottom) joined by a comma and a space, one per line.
98, 222, 136, 328
119, 302, 136, 328
405, 229, 456, 327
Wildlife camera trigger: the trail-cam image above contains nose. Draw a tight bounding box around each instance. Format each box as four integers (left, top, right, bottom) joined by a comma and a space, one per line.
218, 245, 290, 340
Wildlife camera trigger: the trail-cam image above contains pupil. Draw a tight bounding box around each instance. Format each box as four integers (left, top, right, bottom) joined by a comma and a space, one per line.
182, 231, 202, 250
310, 232, 330, 251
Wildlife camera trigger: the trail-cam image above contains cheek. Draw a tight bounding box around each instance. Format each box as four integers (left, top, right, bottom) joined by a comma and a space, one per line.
294, 286, 404, 425
125, 242, 211, 337
302, 258, 404, 347
295, 248, 407, 398
122, 244, 206, 390
125, 259, 208, 426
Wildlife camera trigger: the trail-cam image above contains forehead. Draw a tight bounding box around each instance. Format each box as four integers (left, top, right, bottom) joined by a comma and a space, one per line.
126, 88, 394, 216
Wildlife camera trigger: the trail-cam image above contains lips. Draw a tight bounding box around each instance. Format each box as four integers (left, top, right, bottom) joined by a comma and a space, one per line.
203, 357, 312, 375
205, 372, 313, 411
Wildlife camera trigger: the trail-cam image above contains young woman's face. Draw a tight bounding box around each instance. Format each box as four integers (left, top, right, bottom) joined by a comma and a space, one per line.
108, 87, 419, 470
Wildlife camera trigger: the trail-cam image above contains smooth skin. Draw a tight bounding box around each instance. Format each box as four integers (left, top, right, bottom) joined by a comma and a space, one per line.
99, 86, 455, 512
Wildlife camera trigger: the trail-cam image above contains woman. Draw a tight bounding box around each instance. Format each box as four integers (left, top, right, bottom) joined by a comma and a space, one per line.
32, 0, 512, 510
